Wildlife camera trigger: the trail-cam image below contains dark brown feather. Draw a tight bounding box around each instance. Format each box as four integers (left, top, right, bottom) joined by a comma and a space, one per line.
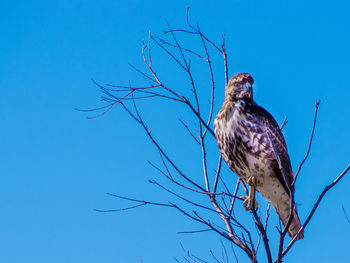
253, 104, 294, 193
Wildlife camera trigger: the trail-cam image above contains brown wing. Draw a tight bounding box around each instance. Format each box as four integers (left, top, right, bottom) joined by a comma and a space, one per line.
254, 105, 294, 193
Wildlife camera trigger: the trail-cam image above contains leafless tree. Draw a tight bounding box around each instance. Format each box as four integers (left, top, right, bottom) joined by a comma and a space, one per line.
80, 10, 350, 263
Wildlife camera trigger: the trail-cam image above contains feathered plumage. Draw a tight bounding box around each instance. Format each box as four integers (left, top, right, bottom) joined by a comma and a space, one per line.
214, 73, 303, 239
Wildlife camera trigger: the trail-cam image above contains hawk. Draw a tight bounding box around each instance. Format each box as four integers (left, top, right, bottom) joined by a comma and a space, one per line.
214, 73, 303, 239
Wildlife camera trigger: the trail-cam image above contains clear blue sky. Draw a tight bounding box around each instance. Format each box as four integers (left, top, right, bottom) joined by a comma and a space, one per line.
1, 0, 350, 262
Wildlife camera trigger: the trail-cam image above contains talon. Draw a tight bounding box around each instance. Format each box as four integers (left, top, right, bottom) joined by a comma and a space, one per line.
241, 195, 259, 211
246, 177, 255, 186
247, 176, 260, 187
241, 178, 259, 211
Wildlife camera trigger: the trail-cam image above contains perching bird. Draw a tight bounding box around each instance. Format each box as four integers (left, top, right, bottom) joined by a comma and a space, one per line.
214, 73, 303, 239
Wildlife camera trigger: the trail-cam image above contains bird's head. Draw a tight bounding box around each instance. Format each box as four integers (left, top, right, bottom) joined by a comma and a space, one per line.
225, 73, 254, 100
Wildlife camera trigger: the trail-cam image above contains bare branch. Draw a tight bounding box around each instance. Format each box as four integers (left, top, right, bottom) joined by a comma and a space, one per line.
252, 209, 272, 263
156, 36, 207, 61
228, 179, 240, 219
106, 192, 174, 208
178, 229, 212, 234
293, 100, 321, 185
128, 63, 158, 84
179, 118, 200, 145
342, 205, 350, 225
197, 24, 216, 138
94, 203, 146, 212
264, 204, 271, 232
131, 96, 207, 192
280, 163, 350, 260
149, 179, 218, 213
280, 116, 288, 130
149, 156, 240, 199
230, 243, 239, 263
209, 250, 222, 263
222, 36, 228, 85
221, 240, 229, 263
193, 211, 254, 260
213, 155, 223, 194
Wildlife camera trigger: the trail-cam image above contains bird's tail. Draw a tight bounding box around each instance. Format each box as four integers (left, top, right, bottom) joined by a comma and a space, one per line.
256, 177, 304, 239
274, 201, 304, 240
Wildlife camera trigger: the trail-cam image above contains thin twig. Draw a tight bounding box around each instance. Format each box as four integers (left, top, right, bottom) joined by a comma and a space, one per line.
131, 96, 207, 192
342, 205, 350, 224
280, 116, 288, 130
252, 209, 272, 263
179, 118, 200, 145
149, 180, 218, 213
293, 100, 321, 185
222, 36, 228, 85
94, 203, 146, 212
228, 179, 241, 219
213, 155, 223, 194
178, 229, 212, 234
279, 163, 350, 260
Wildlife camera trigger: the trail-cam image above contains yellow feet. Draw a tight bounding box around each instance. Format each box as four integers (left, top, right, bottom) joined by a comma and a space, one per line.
242, 194, 259, 211
241, 177, 259, 211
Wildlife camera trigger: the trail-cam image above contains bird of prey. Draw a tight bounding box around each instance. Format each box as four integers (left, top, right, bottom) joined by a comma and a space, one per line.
214, 73, 303, 239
